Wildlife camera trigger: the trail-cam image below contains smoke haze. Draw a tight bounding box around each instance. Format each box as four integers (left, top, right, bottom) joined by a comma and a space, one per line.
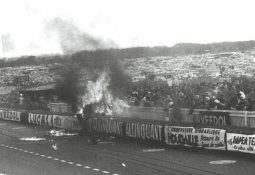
45, 17, 116, 53
2, 33, 15, 54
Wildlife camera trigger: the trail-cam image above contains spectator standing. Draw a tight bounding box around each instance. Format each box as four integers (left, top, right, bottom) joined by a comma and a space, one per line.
236, 91, 247, 110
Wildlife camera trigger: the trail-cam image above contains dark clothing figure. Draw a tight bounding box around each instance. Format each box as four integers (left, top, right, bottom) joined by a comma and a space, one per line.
77, 104, 98, 144
84, 103, 94, 119
216, 95, 227, 110
236, 98, 247, 110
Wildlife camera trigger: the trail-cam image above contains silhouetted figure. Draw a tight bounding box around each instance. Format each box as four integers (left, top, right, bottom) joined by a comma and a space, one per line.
82, 103, 98, 144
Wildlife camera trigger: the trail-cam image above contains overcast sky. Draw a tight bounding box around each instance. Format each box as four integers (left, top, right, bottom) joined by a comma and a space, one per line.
0, 0, 255, 57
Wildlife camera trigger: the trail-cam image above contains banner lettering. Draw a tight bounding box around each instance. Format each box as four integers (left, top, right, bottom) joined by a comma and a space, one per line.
165, 126, 198, 146
227, 133, 255, 154
195, 128, 226, 150
0, 110, 21, 122
199, 111, 230, 126
90, 118, 123, 136
125, 122, 163, 141
28, 113, 53, 126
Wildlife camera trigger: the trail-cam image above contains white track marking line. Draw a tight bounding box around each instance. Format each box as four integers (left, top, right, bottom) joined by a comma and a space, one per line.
102, 171, 110, 174
1, 144, 116, 175
0, 123, 6, 125
12, 127, 26, 130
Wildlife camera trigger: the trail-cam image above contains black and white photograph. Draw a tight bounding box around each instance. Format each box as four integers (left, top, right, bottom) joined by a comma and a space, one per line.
0, 0, 255, 174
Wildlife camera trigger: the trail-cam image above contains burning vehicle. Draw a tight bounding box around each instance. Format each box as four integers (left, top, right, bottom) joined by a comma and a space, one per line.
75, 72, 129, 143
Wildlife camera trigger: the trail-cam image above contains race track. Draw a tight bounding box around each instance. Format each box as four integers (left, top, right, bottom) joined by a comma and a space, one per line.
0, 120, 254, 175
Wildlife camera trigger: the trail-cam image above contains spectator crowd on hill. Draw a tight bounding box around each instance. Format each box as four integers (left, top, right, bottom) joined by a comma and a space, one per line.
126, 77, 255, 111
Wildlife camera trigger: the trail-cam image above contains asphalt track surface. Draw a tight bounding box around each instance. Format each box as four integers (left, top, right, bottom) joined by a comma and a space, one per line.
0, 120, 254, 175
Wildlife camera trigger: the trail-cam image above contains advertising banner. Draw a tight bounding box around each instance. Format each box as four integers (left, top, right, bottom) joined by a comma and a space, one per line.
227, 133, 255, 154
165, 126, 198, 146
0, 110, 21, 122
125, 122, 163, 142
90, 118, 124, 136
165, 126, 226, 149
63, 117, 82, 130
199, 111, 230, 126
195, 128, 226, 150
28, 113, 53, 126
52, 115, 65, 128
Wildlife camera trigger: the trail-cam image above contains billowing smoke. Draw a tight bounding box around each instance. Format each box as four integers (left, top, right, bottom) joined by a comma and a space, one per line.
44, 17, 116, 53
81, 72, 129, 116
56, 55, 132, 116
50, 17, 131, 115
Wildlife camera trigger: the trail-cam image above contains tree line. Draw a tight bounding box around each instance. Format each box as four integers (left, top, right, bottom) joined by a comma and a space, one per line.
0, 40, 254, 68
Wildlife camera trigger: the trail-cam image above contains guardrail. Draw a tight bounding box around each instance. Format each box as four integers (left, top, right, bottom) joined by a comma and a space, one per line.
120, 106, 169, 121
121, 106, 255, 128
2, 105, 255, 128
185, 108, 255, 128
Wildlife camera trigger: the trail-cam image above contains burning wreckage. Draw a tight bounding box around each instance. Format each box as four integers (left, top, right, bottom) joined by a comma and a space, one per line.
75, 73, 129, 142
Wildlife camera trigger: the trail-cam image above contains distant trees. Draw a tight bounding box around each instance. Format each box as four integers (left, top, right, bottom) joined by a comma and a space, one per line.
0, 55, 70, 68
0, 40, 255, 68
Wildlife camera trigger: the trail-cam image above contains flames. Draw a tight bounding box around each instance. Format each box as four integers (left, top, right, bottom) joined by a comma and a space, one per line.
81, 72, 129, 116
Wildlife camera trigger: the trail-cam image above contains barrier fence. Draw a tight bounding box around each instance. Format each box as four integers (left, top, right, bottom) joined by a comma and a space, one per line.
86, 117, 255, 154
188, 109, 255, 128
1, 107, 255, 155
0, 109, 81, 131
122, 106, 255, 128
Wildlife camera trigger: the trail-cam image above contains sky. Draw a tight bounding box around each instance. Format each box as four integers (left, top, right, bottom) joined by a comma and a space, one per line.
0, 0, 255, 57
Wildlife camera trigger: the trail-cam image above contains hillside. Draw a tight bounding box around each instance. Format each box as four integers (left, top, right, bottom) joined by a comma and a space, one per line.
0, 40, 255, 68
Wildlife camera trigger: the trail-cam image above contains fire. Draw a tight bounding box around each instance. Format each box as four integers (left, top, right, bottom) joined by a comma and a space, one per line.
81, 72, 129, 116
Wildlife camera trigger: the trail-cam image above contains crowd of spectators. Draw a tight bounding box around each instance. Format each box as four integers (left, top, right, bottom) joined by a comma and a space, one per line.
0, 65, 54, 87
126, 77, 255, 111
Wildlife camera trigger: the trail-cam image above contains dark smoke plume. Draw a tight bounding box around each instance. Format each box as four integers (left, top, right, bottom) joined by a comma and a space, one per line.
56, 52, 132, 113
74, 50, 132, 96
55, 63, 84, 111
44, 17, 116, 53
